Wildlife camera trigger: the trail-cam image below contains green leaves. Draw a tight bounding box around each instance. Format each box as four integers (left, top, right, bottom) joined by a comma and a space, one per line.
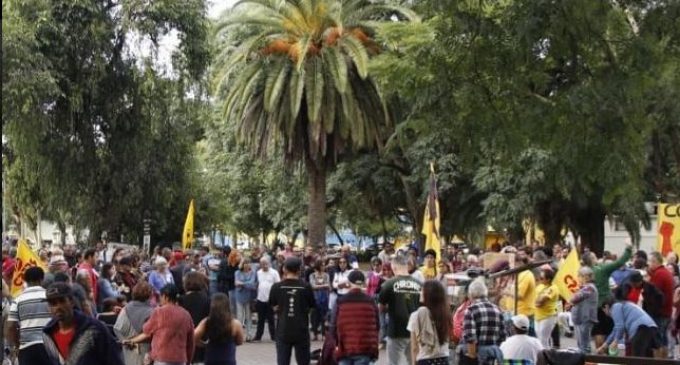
3, 0, 211, 244
304, 56, 325, 124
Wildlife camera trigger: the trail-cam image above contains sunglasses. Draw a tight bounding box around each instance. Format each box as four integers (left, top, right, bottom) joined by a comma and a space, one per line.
339, 261, 347, 263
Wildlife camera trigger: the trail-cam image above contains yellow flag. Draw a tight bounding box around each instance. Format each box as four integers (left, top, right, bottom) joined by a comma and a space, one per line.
658, 203, 680, 257
553, 248, 580, 301
11, 239, 48, 298
421, 163, 441, 262
182, 199, 195, 250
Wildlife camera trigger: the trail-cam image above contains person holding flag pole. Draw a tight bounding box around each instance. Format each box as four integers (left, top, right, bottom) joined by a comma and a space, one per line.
421, 162, 441, 280
182, 199, 195, 250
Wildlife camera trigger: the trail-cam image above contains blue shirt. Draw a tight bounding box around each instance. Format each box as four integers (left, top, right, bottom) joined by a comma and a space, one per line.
234, 270, 256, 304
611, 267, 635, 286
606, 301, 657, 346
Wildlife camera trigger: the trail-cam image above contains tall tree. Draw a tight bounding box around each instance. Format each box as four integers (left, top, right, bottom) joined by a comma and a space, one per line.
212, 0, 418, 246
2, 0, 210, 244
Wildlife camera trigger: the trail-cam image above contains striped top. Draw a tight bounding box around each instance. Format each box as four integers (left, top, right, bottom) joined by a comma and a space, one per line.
8, 286, 52, 349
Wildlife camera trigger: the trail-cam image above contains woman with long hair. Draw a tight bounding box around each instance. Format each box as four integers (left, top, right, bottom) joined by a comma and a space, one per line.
535, 268, 559, 348
234, 260, 256, 341
309, 259, 330, 341
98, 262, 120, 310
194, 293, 245, 365
407, 280, 450, 365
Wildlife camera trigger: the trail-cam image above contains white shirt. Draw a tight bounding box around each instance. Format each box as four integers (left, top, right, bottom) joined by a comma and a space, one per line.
333, 269, 353, 295
500, 334, 544, 363
411, 270, 425, 283
256, 269, 280, 302
407, 307, 449, 360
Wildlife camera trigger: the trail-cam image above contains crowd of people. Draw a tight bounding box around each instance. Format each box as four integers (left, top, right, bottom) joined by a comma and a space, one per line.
1, 239, 680, 365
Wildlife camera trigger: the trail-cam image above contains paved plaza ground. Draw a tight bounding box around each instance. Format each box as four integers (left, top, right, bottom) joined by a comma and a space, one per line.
235, 336, 579, 364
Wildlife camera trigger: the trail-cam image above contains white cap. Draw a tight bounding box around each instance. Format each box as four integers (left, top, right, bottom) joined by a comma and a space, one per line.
511, 314, 530, 330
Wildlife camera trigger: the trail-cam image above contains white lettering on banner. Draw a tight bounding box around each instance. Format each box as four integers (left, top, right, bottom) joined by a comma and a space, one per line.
393, 279, 422, 293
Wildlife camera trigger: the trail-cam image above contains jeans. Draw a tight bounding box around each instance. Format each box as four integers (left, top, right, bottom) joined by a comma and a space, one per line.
236, 301, 253, 338
276, 340, 310, 365
379, 312, 388, 343
338, 355, 372, 365
18, 343, 50, 365
575, 322, 594, 353
255, 300, 276, 340
228, 289, 237, 315
209, 280, 219, 296
536, 315, 557, 348
386, 337, 411, 365
311, 306, 327, 336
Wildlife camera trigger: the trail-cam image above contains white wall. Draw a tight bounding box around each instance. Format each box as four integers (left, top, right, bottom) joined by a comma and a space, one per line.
604, 215, 658, 254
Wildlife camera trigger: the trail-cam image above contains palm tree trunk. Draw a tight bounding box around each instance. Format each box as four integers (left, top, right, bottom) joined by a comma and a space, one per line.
307, 161, 327, 247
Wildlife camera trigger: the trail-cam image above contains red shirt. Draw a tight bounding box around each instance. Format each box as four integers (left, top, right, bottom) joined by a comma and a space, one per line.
143, 304, 194, 363
77, 262, 99, 303
649, 265, 674, 317
52, 326, 76, 359
2, 257, 15, 279
626, 286, 642, 303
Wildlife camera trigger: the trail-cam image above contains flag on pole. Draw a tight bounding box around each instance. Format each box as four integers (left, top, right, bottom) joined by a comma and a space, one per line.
11, 239, 48, 298
421, 162, 441, 262
657, 203, 680, 256
182, 199, 195, 250
553, 248, 580, 301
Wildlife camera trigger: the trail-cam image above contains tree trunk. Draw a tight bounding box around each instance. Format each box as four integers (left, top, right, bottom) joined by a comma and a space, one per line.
571, 203, 606, 256
306, 161, 327, 247
328, 222, 344, 246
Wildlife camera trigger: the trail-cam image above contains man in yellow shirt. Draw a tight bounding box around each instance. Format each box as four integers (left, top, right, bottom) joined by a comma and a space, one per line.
535, 268, 559, 347
419, 249, 438, 280
512, 247, 536, 335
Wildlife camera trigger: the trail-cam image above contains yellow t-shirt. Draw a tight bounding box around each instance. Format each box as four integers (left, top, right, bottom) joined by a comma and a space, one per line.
515, 270, 536, 316
534, 283, 559, 320
420, 265, 437, 280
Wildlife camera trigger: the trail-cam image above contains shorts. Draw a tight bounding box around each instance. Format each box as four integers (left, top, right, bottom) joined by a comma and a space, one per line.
653, 316, 670, 347
591, 306, 613, 336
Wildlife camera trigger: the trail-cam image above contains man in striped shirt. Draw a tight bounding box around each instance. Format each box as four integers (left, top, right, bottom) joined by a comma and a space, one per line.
6, 266, 52, 364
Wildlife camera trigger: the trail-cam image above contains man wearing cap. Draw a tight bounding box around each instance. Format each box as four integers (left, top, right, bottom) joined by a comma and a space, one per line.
6, 267, 52, 364
500, 314, 544, 364
170, 251, 187, 294
331, 270, 380, 365
42, 282, 124, 365
268, 257, 316, 365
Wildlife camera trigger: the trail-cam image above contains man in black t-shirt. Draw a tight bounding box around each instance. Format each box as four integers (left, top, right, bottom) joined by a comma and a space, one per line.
269, 257, 316, 365
378, 254, 422, 365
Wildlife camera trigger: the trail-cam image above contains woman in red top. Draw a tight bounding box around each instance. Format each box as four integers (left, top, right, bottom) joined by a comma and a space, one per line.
123, 284, 194, 365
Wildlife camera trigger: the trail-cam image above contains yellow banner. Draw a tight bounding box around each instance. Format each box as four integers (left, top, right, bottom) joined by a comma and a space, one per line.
658, 203, 680, 257
182, 199, 195, 250
11, 239, 48, 297
422, 163, 441, 262
553, 248, 580, 301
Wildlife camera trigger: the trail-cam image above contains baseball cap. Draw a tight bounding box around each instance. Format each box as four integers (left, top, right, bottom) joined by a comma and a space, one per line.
45, 282, 73, 300
511, 314, 530, 330
347, 270, 365, 286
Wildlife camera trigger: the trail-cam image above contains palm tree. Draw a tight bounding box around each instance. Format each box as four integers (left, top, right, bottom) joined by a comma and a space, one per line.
214, 0, 417, 246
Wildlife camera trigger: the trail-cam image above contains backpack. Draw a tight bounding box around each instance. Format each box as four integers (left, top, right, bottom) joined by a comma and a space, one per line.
450, 299, 471, 343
